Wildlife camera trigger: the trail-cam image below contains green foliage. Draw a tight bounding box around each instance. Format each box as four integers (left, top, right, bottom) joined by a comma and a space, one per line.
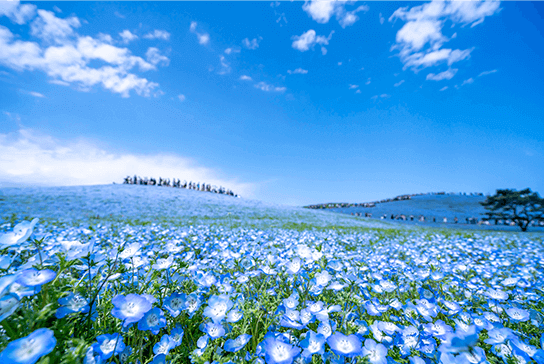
480, 188, 544, 231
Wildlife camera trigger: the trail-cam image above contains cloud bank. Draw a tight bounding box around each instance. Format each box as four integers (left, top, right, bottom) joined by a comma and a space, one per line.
0, 128, 256, 197
0, 2, 170, 97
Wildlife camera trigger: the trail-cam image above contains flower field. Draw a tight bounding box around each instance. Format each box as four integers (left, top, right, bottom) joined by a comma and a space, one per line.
0, 185, 543, 364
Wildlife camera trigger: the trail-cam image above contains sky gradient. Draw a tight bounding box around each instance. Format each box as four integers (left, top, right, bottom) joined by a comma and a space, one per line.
1, 1, 543, 206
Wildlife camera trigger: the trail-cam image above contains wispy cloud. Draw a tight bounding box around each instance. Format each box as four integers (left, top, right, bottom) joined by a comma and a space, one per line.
0, 127, 256, 197
371, 94, 390, 100
0, 9, 164, 98
254, 81, 286, 92
426, 68, 458, 81
224, 47, 240, 55
143, 30, 170, 41
189, 22, 209, 45
0, 1, 36, 25
348, 84, 358, 89
217, 55, 231, 75
461, 78, 474, 86
390, 0, 500, 71
394, 80, 405, 87
178, 94, 185, 101
302, 0, 368, 28
29, 91, 45, 98
239, 75, 252, 81
287, 68, 308, 75
479, 69, 498, 77
119, 30, 138, 44
439, 86, 448, 91
242, 37, 262, 50
292, 29, 334, 55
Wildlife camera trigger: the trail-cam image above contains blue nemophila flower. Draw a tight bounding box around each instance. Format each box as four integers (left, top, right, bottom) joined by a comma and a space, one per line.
152, 255, 174, 270
0, 293, 20, 321
0, 328, 56, 364
56, 293, 89, 319
111, 294, 152, 327
327, 332, 362, 357
153, 335, 175, 356
423, 320, 453, 340
119, 345, 132, 364
439, 326, 478, 354
202, 322, 226, 339
226, 308, 243, 323
361, 339, 388, 364
285, 257, 302, 275
224, 334, 252, 353
506, 307, 530, 322
170, 324, 184, 347
163, 292, 186, 317
93, 333, 125, 361
138, 308, 167, 334
485, 288, 508, 301
203, 295, 233, 322
16, 269, 56, 287
283, 293, 299, 310
184, 292, 202, 317
151, 354, 167, 364
262, 337, 301, 364
0, 218, 39, 248
299, 330, 326, 359
8, 282, 36, 299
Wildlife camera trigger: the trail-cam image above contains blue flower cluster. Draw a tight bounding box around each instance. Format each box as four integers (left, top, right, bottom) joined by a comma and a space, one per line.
0, 186, 543, 364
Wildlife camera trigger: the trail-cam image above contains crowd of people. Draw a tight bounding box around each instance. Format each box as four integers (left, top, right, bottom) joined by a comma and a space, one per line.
304, 191, 485, 209
122, 176, 239, 198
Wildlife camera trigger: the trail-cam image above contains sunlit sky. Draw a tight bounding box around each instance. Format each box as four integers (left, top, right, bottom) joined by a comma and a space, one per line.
1, 1, 543, 205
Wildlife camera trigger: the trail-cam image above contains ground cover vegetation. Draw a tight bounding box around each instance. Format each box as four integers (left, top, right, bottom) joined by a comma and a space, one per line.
0, 185, 543, 364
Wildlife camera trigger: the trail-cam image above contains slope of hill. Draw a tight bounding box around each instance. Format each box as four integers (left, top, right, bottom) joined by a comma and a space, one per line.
0, 184, 394, 231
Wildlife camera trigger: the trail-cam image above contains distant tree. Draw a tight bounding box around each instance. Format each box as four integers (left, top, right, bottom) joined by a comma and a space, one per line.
480, 188, 544, 231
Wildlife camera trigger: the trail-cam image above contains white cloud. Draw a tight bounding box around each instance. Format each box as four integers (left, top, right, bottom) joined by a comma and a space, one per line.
178, 94, 185, 101
119, 30, 138, 44
98, 33, 114, 44
348, 84, 358, 89
224, 47, 240, 55
379, 12, 385, 25
0, 127, 256, 197
217, 55, 230, 75
439, 86, 448, 91
338, 5, 369, 28
29, 91, 45, 98
287, 68, 308, 75
302, 1, 367, 27
114, 11, 125, 19
365, 78, 371, 85
0, 16, 165, 98
394, 80, 405, 87
242, 37, 261, 50
189, 22, 209, 45
390, 0, 500, 71
426, 68, 457, 81
0, 1, 37, 25
254, 81, 286, 92
239, 75, 252, 81
355, 89, 361, 94
461, 77, 474, 86
143, 30, 170, 41
479, 69, 497, 77
30, 9, 81, 44
371, 94, 390, 100
146, 47, 169, 66
291, 29, 333, 54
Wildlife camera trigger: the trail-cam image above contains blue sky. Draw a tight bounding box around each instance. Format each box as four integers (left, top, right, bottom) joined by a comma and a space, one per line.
0, 1, 543, 206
